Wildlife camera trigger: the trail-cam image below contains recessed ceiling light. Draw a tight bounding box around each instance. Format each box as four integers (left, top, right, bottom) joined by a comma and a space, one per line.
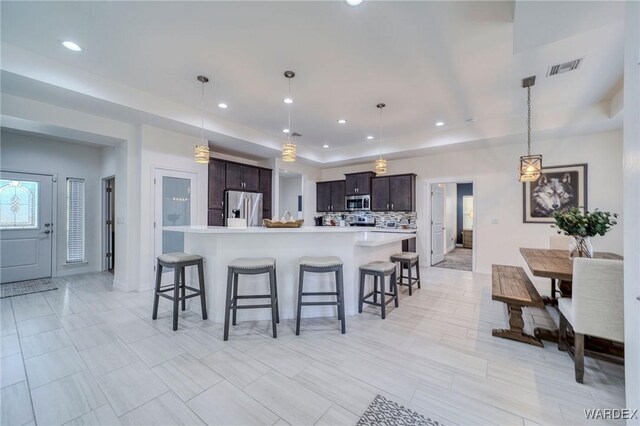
282, 128, 290, 133
62, 41, 82, 51
346, 0, 363, 5
435, 121, 445, 127
366, 136, 374, 140
217, 103, 228, 109
283, 98, 293, 104
323, 144, 330, 148
337, 119, 347, 124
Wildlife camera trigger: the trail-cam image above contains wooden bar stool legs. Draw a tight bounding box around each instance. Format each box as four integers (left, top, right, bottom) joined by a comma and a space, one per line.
358, 261, 398, 319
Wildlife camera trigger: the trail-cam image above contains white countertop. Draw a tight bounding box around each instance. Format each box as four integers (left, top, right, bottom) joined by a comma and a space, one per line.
163, 225, 414, 247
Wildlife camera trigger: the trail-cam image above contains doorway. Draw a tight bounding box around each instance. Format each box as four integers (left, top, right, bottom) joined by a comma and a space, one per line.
278, 169, 303, 220
153, 168, 197, 284
0, 171, 54, 283
430, 182, 474, 271
103, 177, 115, 273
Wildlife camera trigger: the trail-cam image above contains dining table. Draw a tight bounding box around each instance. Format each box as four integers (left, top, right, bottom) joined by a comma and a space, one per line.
519, 247, 624, 357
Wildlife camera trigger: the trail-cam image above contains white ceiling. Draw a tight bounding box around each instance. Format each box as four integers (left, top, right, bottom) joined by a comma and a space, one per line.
0, 1, 625, 165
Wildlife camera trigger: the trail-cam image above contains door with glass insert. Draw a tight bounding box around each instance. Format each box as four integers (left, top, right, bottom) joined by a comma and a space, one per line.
154, 169, 197, 283
0, 171, 53, 283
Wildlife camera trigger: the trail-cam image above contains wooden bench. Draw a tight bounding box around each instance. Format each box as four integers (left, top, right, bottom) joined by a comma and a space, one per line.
491, 264, 544, 347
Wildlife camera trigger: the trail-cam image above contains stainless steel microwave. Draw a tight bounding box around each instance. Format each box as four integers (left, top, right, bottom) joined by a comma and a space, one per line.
346, 195, 370, 211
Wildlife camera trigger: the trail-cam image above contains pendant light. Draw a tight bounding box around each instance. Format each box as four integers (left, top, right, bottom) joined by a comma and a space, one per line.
282, 71, 296, 162
518, 76, 542, 182
374, 103, 388, 174
194, 75, 210, 164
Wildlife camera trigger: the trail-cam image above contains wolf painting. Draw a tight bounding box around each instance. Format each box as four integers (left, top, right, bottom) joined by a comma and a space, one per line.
531, 173, 577, 217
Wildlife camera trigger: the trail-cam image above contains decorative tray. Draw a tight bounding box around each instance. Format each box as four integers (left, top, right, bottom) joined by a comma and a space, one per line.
262, 219, 304, 228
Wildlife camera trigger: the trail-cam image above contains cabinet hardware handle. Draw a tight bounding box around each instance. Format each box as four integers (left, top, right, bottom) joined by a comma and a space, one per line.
387, 204, 389, 209
220, 213, 224, 218
391, 204, 394, 209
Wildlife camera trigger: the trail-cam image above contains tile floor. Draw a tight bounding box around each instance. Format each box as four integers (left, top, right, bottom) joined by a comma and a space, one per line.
0, 268, 626, 426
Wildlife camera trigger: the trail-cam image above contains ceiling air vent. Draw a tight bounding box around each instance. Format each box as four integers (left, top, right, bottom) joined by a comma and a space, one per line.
546, 57, 584, 77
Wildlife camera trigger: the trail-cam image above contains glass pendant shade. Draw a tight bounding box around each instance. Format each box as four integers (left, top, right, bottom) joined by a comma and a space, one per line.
282, 142, 296, 162
374, 157, 388, 174
519, 154, 542, 182
195, 145, 210, 164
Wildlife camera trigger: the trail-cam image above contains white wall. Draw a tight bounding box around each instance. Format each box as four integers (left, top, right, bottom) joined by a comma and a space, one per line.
0, 130, 110, 276
443, 183, 457, 253
623, 0, 640, 414
321, 130, 623, 275
279, 175, 302, 219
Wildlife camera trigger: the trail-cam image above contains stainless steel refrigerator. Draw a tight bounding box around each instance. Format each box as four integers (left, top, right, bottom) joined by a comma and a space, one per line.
225, 190, 263, 227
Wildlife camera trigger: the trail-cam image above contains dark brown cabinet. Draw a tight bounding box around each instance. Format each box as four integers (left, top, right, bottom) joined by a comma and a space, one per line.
345, 172, 375, 195
208, 209, 225, 226
207, 158, 273, 226
225, 163, 259, 192
208, 159, 226, 210
371, 174, 416, 212
316, 180, 346, 212
259, 168, 272, 214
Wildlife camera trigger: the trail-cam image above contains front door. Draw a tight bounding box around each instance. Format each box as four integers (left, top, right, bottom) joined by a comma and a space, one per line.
0, 171, 53, 283
431, 184, 445, 265
153, 169, 196, 284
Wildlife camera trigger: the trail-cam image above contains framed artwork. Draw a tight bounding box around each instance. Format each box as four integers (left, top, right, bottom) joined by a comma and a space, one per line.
522, 163, 588, 223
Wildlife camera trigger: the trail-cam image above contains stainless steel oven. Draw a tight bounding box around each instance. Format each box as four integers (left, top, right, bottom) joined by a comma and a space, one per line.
346, 195, 370, 211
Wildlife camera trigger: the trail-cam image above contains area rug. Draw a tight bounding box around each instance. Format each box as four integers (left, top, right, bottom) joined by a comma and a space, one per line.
357, 395, 445, 426
0, 278, 57, 299
433, 248, 472, 272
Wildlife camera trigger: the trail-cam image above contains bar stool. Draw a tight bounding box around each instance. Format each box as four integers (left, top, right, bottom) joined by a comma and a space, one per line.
224, 258, 279, 341
390, 252, 421, 296
296, 256, 346, 335
152, 252, 207, 331
358, 261, 398, 319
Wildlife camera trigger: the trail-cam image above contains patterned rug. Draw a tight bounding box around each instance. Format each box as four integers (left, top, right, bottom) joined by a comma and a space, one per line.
357, 395, 445, 426
433, 248, 472, 271
0, 278, 57, 299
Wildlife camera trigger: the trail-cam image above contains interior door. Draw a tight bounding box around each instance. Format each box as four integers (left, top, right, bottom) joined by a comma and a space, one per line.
154, 169, 196, 283
431, 184, 445, 265
0, 171, 53, 283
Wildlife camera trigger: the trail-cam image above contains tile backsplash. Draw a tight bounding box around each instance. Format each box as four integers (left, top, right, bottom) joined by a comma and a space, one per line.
320, 211, 417, 228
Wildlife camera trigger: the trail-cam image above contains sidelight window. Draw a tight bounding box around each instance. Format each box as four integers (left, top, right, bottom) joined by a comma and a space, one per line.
67, 178, 85, 263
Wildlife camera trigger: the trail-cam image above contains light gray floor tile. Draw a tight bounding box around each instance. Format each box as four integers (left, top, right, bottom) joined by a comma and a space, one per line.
67, 324, 117, 352
1, 332, 21, 358
152, 353, 223, 401
163, 328, 225, 359
128, 333, 185, 367
109, 320, 159, 344
245, 341, 314, 378
244, 371, 333, 425
21, 328, 73, 359
96, 361, 168, 416
64, 404, 120, 426
43, 289, 90, 318
79, 340, 139, 377
31, 370, 106, 426
17, 314, 61, 337
201, 346, 269, 389
120, 391, 204, 425
1, 299, 17, 337
187, 380, 279, 426
1, 353, 27, 389
315, 404, 359, 426
25, 346, 87, 389
0, 381, 33, 426
58, 312, 103, 332
11, 293, 54, 322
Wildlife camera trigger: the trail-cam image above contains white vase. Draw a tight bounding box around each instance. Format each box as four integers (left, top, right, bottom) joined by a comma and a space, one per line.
569, 236, 593, 258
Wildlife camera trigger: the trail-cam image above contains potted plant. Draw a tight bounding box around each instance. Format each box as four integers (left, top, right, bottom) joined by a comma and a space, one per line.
552, 207, 618, 258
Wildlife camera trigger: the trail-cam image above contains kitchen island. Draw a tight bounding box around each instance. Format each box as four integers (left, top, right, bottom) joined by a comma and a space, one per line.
163, 226, 416, 322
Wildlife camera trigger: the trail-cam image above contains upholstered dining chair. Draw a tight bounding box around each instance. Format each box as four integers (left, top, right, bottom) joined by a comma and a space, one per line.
558, 258, 624, 383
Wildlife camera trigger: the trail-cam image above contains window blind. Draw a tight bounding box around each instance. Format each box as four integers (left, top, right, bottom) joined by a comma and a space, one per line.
66, 178, 85, 263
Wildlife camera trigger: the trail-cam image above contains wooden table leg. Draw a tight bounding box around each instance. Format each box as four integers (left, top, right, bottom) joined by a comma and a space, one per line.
492, 304, 544, 347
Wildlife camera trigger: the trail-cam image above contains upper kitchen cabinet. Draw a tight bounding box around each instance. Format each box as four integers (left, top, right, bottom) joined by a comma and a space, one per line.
345, 172, 376, 195
316, 180, 346, 212
225, 162, 260, 192
371, 174, 416, 211
259, 168, 272, 212
208, 158, 226, 210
